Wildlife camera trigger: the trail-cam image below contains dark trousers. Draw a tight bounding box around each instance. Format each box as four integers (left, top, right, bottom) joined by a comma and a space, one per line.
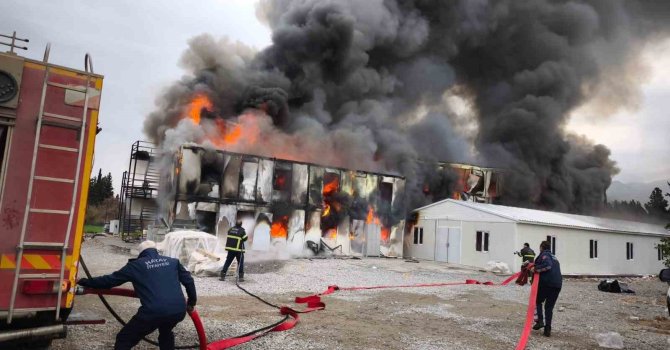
536, 286, 561, 327
221, 251, 244, 278
115, 312, 185, 350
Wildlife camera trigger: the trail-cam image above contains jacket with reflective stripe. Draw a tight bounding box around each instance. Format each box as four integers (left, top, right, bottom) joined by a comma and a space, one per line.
520, 246, 536, 262
225, 226, 248, 252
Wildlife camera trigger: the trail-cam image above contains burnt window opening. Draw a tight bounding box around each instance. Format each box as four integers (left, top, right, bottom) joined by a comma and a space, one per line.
0, 126, 8, 197
476, 231, 489, 252
196, 210, 217, 234
590, 239, 598, 259
200, 162, 221, 184
273, 166, 292, 191
322, 172, 340, 196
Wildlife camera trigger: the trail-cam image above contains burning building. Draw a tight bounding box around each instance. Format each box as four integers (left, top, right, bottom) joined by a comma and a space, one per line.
139, 0, 670, 246
159, 144, 406, 257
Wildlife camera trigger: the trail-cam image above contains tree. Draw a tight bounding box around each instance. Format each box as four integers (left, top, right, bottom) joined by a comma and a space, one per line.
645, 186, 670, 224
88, 169, 114, 206
655, 183, 670, 267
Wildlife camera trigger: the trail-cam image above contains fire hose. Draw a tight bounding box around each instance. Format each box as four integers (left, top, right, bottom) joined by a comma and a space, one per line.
78, 257, 293, 350
79, 255, 539, 349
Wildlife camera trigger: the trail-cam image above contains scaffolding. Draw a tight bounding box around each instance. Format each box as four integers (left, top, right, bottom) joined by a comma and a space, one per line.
118, 141, 160, 241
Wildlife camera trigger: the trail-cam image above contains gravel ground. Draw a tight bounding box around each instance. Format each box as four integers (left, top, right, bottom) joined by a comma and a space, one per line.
52, 235, 670, 349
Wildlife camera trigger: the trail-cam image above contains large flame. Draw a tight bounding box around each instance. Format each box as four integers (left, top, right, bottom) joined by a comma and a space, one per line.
186, 94, 213, 125
322, 203, 331, 217
270, 216, 289, 239
381, 227, 390, 241
366, 206, 381, 225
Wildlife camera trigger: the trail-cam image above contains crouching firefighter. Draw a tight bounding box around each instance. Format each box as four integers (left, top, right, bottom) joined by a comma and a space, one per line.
220, 219, 248, 282
77, 240, 197, 350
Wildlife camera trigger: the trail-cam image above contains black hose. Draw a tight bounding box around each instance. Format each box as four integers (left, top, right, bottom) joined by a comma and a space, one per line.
234, 282, 281, 309
79, 256, 200, 349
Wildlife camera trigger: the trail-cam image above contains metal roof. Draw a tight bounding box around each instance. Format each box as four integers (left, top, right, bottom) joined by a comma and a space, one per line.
415, 199, 669, 236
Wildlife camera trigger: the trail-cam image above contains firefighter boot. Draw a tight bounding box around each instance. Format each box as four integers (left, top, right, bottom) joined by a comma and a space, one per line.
532, 321, 545, 330
543, 326, 551, 337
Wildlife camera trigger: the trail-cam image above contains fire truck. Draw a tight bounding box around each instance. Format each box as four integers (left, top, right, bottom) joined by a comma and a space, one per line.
0, 32, 103, 347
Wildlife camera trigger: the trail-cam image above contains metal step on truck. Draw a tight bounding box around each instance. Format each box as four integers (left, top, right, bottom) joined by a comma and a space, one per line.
0, 31, 104, 348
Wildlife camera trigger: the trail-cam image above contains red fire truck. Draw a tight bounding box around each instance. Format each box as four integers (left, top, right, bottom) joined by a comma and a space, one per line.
0, 32, 104, 347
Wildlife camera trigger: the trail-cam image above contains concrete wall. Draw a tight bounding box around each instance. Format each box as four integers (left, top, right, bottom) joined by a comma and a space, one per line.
517, 224, 665, 275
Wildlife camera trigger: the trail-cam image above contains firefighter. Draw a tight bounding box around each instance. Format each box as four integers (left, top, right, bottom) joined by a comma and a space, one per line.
219, 219, 248, 282
77, 240, 197, 350
516, 243, 536, 282
530, 240, 563, 337
516, 242, 536, 263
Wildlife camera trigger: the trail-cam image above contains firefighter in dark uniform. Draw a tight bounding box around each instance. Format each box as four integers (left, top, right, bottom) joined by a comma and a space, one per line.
77, 240, 197, 350
531, 240, 563, 337
516, 243, 536, 282
220, 219, 248, 282
517, 242, 536, 263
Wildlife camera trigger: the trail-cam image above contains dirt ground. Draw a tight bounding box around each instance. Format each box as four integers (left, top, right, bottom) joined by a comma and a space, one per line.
51, 236, 670, 349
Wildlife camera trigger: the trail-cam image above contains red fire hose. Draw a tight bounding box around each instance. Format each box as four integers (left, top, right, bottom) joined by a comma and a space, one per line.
81, 269, 539, 350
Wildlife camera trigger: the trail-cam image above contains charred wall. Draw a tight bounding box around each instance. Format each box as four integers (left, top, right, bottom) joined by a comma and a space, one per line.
164, 145, 406, 257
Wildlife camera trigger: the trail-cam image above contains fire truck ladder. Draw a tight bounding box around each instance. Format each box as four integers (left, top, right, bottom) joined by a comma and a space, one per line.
7, 54, 94, 324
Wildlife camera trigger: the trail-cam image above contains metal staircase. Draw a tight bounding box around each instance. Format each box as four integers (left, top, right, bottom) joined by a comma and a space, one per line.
118, 141, 160, 241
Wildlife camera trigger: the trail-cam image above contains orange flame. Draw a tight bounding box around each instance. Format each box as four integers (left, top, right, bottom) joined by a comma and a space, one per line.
381, 227, 391, 241
270, 216, 289, 239
366, 206, 381, 225
211, 119, 244, 148
186, 94, 213, 125
322, 204, 331, 217
327, 229, 337, 239
322, 177, 339, 196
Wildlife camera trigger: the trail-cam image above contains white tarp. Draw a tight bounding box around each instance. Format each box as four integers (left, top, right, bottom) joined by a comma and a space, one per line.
157, 230, 224, 276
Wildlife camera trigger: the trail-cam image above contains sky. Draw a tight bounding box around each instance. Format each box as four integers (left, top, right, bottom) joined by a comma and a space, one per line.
1, 0, 668, 192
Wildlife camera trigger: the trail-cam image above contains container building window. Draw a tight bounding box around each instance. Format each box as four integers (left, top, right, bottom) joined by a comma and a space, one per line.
476, 231, 489, 252
589, 239, 598, 259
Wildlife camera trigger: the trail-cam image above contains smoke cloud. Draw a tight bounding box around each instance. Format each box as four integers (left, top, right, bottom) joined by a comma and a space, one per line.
144, 0, 670, 214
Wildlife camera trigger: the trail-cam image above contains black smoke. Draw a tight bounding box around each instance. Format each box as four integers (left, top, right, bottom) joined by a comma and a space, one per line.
145, 0, 670, 214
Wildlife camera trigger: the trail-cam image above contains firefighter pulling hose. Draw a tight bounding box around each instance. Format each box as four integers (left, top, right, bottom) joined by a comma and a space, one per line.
71, 237, 544, 350
77, 241, 197, 350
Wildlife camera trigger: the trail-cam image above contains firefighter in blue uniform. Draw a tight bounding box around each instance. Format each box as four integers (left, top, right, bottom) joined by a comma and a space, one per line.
77, 240, 197, 350
531, 240, 563, 337
220, 219, 248, 282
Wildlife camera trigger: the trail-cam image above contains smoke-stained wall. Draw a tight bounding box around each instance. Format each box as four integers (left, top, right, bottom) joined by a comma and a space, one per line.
167, 145, 406, 257
146, 0, 670, 217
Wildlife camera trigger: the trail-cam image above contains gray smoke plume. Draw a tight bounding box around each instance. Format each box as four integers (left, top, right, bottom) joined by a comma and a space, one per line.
144, 0, 670, 214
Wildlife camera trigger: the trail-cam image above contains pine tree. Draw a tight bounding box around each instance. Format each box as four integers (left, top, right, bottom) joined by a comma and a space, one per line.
644, 187, 669, 221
